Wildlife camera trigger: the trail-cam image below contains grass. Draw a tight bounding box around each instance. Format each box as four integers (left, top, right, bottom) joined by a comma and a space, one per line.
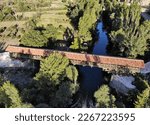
0, 21, 26, 28
0, 0, 72, 50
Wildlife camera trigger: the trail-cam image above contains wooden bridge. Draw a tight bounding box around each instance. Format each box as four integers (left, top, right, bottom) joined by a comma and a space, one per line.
5, 45, 145, 74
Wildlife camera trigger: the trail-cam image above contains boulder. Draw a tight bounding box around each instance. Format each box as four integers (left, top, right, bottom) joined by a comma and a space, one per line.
140, 61, 150, 74
0, 52, 30, 68
110, 75, 136, 94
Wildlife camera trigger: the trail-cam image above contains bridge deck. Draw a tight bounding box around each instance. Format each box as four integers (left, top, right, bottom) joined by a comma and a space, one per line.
5, 46, 144, 69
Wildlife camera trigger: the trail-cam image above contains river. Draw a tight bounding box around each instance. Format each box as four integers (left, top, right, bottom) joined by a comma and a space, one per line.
78, 22, 109, 107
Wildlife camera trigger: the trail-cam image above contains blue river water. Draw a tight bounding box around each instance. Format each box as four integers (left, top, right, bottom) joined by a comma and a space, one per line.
79, 22, 108, 94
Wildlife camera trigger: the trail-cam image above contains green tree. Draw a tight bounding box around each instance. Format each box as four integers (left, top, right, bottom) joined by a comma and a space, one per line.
42, 24, 62, 40
94, 85, 116, 108
70, 37, 80, 50
33, 53, 79, 107
0, 6, 16, 21
109, 20, 150, 58
51, 81, 78, 107
70, 0, 103, 50
134, 77, 150, 108
0, 81, 33, 108
134, 88, 150, 108
20, 29, 48, 47
68, 0, 87, 27
0, 81, 22, 108
66, 65, 78, 84
3, 6, 15, 15
109, 2, 141, 31
35, 53, 70, 85
107, 2, 150, 58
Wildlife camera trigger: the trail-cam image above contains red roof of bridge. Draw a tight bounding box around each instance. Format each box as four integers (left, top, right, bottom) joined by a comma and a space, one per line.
5, 46, 145, 69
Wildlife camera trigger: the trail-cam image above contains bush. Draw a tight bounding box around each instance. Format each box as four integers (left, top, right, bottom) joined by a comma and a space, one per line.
0, 6, 16, 21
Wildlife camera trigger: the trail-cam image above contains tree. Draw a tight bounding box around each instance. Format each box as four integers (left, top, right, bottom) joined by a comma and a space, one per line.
33, 53, 79, 107
134, 77, 150, 108
0, 81, 22, 108
0, 81, 33, 108
68, 0, 87, 27
134, 88, 150, 108
107, 2, 150, 58
66, 65, 78, 84
35, 53, 70, 85
51, 81, 78, 107
3, 6, 15, 15
109, 1, 141, 31
42, 24, 62, 40
20, 29, 48, 47
70, 0, 103, 50
94, 85, 116, 108
70, 37, 80, 50
109, 20, 150, 58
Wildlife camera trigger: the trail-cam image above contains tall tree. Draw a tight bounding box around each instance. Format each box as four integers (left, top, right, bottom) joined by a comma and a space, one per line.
134, 77, 150, 108
0, 81, 32, 108
107, 2, 150, 58
20, 29, 48, 47
33, 53, 79, 107
134, 88, 150, 108
68, 0, 87, 27
94, 85, 116, 108
70, 0, 103, 50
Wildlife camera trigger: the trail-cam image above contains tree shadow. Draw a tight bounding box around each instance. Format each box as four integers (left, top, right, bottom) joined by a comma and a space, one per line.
0, 42, 6, 52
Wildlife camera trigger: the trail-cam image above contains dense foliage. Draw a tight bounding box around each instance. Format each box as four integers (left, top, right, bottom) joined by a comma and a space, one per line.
20, 19, 68, 48
0, 6, 16, 21
22, 53, 79, 107
0, 81, 32, 108
94, 84, 116, 108
134, 76, 150, 108
20, 29, 48, 47
106, 1, 150, 58
68, 0, 103, 50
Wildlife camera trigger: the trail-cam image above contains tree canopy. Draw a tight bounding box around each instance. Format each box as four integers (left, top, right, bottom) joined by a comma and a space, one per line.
69, 0, 103, 50
22, 53, 79, 107
134, 77, 150, 108
94, 85, 116, 108
107, 1, 150, 58
20, 29, 49, 47
0, 81, 32, 108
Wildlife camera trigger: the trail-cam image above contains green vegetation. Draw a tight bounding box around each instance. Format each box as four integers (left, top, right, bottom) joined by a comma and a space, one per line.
106, 1, 150, 58
13, 0, 52, 12
109, 21, 150, 58
0, 0, 71, 50
134, 77, 150, 108
0, 0, 150, 108
22, 53, 79, 107
68, 0, 103, 50
0, 81, 32, 108
0, 6, 16, 21
20, 19, 69, 48
135, 88, 150, 108
20, 29, 48, 47
94, 85, 116, 108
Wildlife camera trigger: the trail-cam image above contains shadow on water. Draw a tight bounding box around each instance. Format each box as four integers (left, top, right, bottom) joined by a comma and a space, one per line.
77, 22, 108, 107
